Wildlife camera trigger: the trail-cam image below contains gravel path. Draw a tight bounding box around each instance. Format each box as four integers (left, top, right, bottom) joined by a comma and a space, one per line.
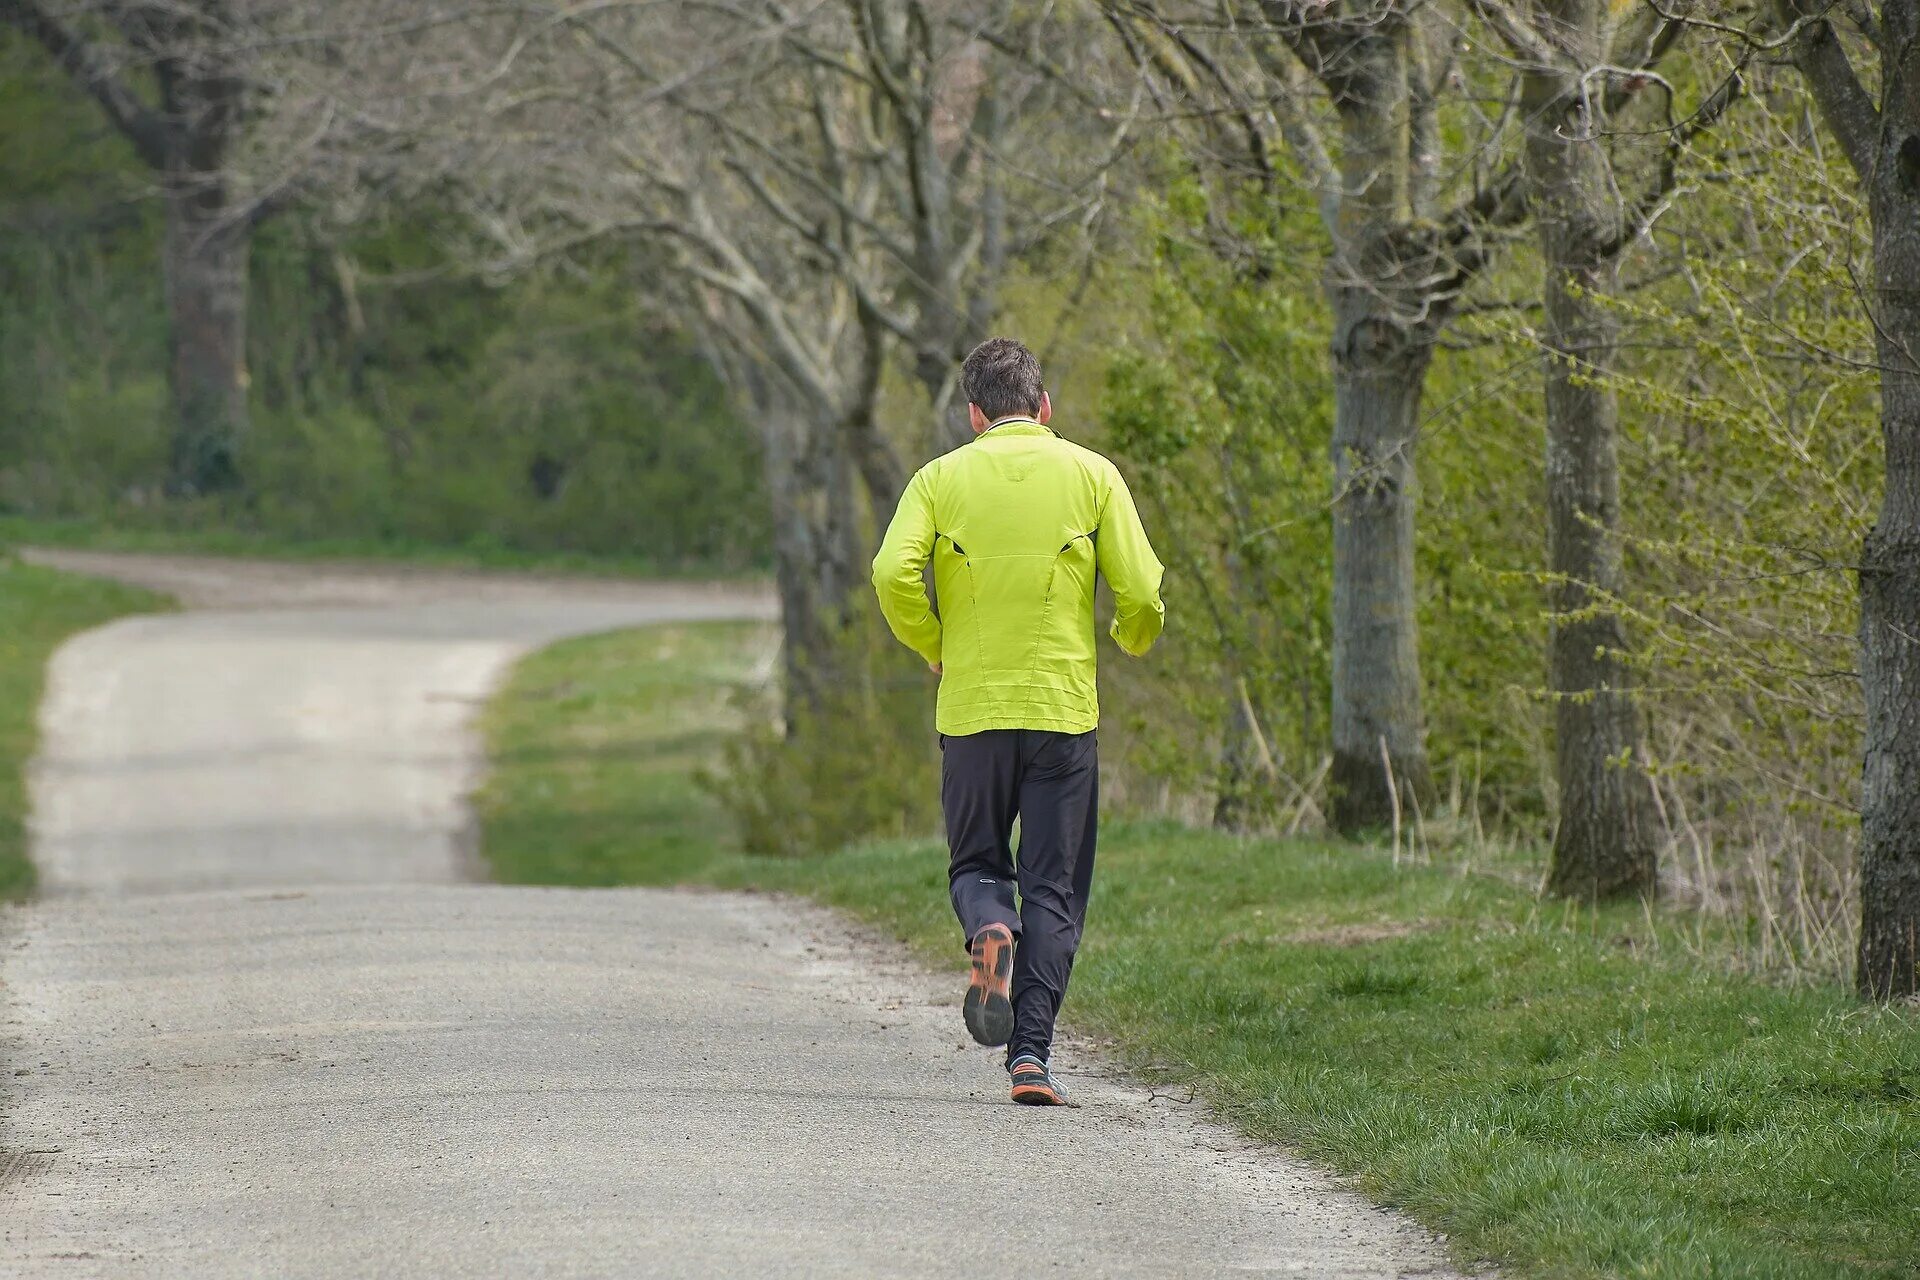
1, 548, 1465, 1278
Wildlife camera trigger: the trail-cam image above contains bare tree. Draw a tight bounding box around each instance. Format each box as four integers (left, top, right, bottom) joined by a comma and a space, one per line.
614, 87, 905, 708
840, 2, 1139, 450
655, 181, 898, 709
1519, 6, 1665, 901
1110, 0, 1536, 830
1769, 0, 1920, 996
756, 0, 1134, 453
428, 0, 932, 705
1466, 0, 1740, 898
696, 311, 874, 715
844, 0, 1010, 450
435, 0, 1128, 711
1110, 0, 1710, 837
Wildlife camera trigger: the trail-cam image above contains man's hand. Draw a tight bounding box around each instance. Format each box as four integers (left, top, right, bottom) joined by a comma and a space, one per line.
930, 662, 942, 675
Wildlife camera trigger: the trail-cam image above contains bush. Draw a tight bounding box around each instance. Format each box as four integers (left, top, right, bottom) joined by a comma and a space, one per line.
701, 619, 939, 856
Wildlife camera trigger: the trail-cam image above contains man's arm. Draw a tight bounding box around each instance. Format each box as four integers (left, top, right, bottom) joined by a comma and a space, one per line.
871, 466, 943, 667
1095, 465, 1166, 657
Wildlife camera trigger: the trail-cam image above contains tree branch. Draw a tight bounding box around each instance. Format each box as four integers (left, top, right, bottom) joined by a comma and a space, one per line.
1599, 60, 1748, 258
1, 0, 173, 169
1461, 0, 1558, 70
1774, 0, 1879, 177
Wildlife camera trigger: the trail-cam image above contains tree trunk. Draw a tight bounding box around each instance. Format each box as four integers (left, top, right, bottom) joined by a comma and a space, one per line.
161, 185, 251, 496
1212, 686, 1259, 832
846, 405, 908, 526
1317, 22, 1441, 835
1527, 4, 1661, 902
1769, 0, 1920, 995
758, 399, 865, 725
912, 350, 966, 454
1854, 154, 1920, 997
1214, 439, 1266, 831
2, 0, 256, 495
762, 413, 823, 713
1327, 307, 1437, 831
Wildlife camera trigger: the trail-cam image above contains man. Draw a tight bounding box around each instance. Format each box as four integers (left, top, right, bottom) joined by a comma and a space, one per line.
871, 337, 1165, 1107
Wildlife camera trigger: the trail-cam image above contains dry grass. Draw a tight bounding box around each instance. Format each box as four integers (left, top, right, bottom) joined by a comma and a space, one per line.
1107, 730, 1864, 987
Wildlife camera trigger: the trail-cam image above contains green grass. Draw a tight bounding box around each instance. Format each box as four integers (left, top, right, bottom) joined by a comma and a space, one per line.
0, 514, 765, 583
0, 556, 167, 896
478, 621, 777, 886
478, 622, 1920, 1279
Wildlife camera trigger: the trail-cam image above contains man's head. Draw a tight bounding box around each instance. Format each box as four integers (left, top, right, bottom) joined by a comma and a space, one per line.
961, 337, 1052, 435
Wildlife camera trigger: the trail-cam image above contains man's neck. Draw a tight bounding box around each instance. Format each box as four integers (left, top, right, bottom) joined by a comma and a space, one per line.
985, 414, 1041, 431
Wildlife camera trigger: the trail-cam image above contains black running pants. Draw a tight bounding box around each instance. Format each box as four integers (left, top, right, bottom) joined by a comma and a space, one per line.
940, 728, 1098, 1065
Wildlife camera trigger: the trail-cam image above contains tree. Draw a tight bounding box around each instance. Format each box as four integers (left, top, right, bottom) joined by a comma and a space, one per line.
1521, 8, 1664, 901
1772, 0, 1920, 996
699, 321, 874, 717
1470, 0, 1739, 898
0, 0, 428, 496
1262, 0, 1497, 832
432, 0, 927, 709
720, 0, 1132, 454
438, 0, 1128, 719
1109, 0, 1534, 829
2, 1, 271, 493
1110, 0, 1710, 836
846, 0, 1009, 451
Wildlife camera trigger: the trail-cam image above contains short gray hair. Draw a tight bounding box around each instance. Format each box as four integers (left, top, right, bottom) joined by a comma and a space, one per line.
961, 337, 1045, 420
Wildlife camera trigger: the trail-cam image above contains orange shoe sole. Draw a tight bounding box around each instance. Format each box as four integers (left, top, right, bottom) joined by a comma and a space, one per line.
1010, 1076, 1067, 1106
963, 923, 1015, 1046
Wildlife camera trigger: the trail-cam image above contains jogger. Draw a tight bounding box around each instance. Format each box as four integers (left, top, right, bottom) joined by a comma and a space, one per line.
871, 337, 1164, 1105
942, 728, 1098, 1066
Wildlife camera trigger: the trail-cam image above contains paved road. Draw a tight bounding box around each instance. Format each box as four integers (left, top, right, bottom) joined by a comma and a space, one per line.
1, 549, 1464, 1278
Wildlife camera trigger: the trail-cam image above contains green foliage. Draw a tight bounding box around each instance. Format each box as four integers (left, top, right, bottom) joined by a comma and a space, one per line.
1454, 93, 1876, 973
1096, 175, 1546, 827
1609, 124, 1873, 817
0, 41, 766, 569
477, 620, 778, 885
1099, 182, 1334, 821
0, 558, 166, 897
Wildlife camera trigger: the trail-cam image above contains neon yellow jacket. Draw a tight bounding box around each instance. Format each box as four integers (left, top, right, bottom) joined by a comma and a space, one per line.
871, 419, 1165, 735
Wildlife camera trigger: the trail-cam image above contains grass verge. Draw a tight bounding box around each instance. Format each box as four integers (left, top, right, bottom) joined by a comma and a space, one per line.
0, 555, 168, 896
477, 621, 1920, 1280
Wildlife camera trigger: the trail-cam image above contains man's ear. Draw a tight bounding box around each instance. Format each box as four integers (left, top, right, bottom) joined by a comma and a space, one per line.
968, 402, 990, 435
1035, 391, 1053, 426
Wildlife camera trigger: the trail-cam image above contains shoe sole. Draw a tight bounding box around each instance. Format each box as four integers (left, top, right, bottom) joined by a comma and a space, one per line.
1010, 1079, 1067, 1106
963, 924, 1014, 1047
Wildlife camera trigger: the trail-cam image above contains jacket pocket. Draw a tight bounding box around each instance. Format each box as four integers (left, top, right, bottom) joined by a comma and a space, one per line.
1034, 534, 1097, 668
932, 535, 982, 666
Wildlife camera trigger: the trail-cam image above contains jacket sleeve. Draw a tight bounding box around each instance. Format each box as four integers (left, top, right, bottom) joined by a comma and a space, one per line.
870, 465, 943, 666
1095, 464, 1166, 657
